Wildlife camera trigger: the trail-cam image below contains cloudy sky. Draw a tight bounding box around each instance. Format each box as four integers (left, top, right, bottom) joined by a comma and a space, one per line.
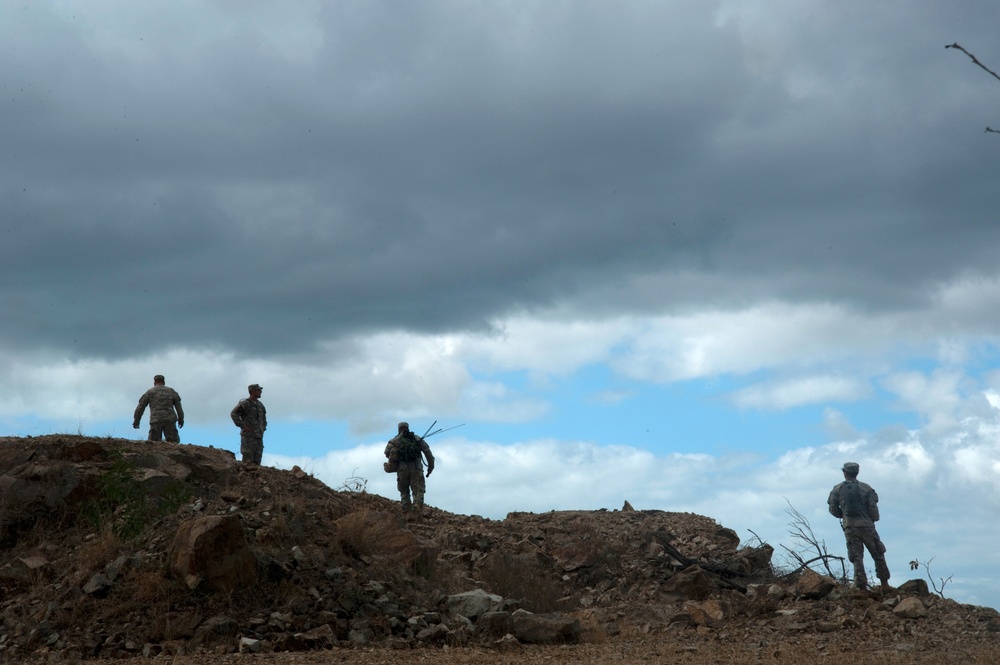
4, 1, 1000, 607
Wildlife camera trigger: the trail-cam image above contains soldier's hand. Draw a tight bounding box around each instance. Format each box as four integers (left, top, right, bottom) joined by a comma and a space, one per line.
426, 466, 434, 477
178, 421, 184, 428
132, 422, 139, 429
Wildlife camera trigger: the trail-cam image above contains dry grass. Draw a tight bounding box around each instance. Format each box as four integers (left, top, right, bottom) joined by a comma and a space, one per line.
334, 508, 398, 559
477, 550, 564, 613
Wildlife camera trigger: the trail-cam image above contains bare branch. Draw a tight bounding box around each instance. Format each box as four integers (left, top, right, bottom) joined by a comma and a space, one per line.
946, 43, 1000, 84
946, 43, 1000, 135
779, 499, 847, 582
909, 557, 953, 599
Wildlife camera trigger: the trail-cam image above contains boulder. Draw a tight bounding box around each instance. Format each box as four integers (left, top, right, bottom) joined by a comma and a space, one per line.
894, 597, 928, 619
683, 599, 728, 628
511, 610, 580, 644
897, 579, 930, 596
796, 569, 835, 599
663, 565, 716, 600
478, 611, 514, 638
168, 515, 257, 592
448, 588, 502, 620
0, 555, 50, 583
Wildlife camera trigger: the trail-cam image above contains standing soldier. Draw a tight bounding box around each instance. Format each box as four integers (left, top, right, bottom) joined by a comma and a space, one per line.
133, 374, 184, 443
384, 422, 434, 516
828, 461, 891, 591
231, 383, 266, 464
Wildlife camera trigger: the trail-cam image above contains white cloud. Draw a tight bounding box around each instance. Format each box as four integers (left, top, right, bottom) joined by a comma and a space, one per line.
731, 375, 870, 410
609, 303, 893, 382
4, 284, 1000, 435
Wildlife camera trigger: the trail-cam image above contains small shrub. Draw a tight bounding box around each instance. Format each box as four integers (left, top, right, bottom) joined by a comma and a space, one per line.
335, 509, 392, 559
81, 446, 192, 541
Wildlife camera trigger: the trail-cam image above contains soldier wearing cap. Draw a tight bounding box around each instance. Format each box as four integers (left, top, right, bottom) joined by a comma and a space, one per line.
828, 461, 890, 591
384, 422, 434, 516
231, 383, 267, 464
133, 374, 184, 443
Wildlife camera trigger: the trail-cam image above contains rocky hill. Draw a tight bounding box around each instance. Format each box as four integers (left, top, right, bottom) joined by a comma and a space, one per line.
2, 435, 999, 663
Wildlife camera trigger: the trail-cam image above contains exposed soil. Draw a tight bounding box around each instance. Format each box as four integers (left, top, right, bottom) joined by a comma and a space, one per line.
2, 435, 999, 663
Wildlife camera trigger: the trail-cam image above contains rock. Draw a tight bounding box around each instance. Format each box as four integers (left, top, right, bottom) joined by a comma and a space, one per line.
294, 624, 334, 649
622, 500, 634, 511
348, 629, 371, 645
191, 615, 238, 647
735, 544, 774, 574
682, 599, 727, 628
477, 611, 514, 639
416, 623, 450, 643
168, 515, 257, 592
511, 610, 580, 644
894, 597, 928, 619
239, 637, 261, 653
0, 556, 50, 582
82, 573, 113, 597
663, 565, 716, 600
897, 579, 930, 596
448, 588, 502, 620
796, 569, 835, 599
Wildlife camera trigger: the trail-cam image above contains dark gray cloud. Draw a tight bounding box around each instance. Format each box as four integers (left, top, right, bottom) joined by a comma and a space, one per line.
3, 1, 1000, 359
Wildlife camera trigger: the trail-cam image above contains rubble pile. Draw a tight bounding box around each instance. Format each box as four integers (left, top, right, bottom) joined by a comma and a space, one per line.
1, 436, 998, 661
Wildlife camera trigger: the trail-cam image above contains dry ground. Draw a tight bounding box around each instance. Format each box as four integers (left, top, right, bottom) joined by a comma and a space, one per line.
5, 436, 1000, 664
106, 638, 1000, 665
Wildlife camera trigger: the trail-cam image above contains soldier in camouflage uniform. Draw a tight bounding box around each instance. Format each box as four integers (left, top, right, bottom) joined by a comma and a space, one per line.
133, 374, 184, 443
230, 383, 267, 464
828, 461, 891, 591
384, 422, 434, 515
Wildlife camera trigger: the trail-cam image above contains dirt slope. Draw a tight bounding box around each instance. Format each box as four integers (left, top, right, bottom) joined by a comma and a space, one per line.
2, 435, 999, 663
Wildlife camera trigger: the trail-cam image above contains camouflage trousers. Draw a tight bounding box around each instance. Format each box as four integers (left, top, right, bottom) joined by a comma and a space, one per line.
843, 525, 890, 588
240, 433, 264, 465
395, 462, 426, 512
148, 421, 180, 443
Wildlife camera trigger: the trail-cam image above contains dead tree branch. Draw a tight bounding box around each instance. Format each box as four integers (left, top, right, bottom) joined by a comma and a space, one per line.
783, 500, 844, 579
909, 557, 954, 599
946, 43, 1000, 134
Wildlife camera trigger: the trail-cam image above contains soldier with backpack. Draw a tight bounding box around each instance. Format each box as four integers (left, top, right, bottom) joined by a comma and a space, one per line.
384, 422, 435, 516
828, 461, 891, 591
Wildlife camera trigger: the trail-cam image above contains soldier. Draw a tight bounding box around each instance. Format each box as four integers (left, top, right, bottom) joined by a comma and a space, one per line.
828, 461, 891, 591
133, 374, 184, 443
231, 383, 267, 464
384, 422, 434, 515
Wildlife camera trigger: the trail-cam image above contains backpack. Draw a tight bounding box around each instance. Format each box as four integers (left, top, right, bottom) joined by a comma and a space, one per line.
840, 481, 865, 518
395, 433, 423, 463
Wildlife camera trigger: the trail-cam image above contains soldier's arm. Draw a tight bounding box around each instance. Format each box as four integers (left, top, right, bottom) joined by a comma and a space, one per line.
230, 402, 244, 428
174, 393, 185, 427
827, 487, 843, 518
422, 441, 435, 475
867, 488, 880, 522
133, 391, 149, 427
